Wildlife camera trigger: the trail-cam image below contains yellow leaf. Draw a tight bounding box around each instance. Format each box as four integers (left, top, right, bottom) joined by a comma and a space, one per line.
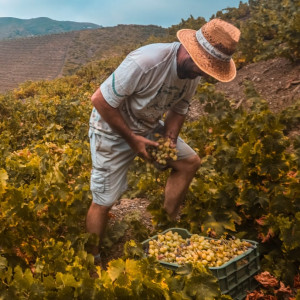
0, 169, 8, 195
125, 259, 140, 278
107, 259, 125, 281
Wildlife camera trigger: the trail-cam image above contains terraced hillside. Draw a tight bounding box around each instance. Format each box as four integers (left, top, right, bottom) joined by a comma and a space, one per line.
0, 32, 74, 93
0, 25, 166, 93
62, 25, 167, 75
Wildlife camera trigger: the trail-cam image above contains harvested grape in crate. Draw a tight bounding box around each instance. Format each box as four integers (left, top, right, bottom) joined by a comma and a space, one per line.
142, 228, 260, 300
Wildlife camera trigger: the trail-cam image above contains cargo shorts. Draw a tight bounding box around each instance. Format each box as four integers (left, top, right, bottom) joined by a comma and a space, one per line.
89, 123, 196, 207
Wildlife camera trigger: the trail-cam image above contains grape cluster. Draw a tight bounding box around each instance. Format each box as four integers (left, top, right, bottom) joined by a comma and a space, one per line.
147, 133, 177, 165
147, 231, 253, 267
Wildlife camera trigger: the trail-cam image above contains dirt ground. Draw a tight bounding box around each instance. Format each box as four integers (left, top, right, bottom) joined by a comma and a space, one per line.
215, 57, 300, 113
101, 198, 153, 266
101, 57, 300, 267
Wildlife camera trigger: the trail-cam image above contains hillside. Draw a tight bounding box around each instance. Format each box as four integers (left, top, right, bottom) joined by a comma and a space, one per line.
0, 17, 101, 40
0, 24, 167, 93
0, 32, 74, 92
62, 24, 167, 75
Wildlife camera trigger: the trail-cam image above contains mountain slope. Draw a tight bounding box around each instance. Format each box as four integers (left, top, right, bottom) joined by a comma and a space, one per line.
0, 17, 101, 40
0, 24, 167, 93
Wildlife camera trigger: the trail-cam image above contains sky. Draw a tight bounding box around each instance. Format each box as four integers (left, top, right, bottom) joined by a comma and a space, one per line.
0, 0, 245, 28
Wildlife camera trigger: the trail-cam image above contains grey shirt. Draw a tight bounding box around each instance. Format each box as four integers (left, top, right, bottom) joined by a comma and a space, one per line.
89, 42, 200, 137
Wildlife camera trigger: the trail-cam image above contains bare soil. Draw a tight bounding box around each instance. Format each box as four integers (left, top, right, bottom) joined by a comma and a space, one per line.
102, 57, 300, 267
215, 57, 300, 113
101, 198, 153, 267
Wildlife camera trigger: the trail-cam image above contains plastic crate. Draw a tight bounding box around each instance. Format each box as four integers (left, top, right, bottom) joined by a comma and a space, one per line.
142, 228, 260, 300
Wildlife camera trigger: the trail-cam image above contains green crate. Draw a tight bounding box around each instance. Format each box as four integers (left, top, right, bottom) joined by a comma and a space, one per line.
142, 228, 260, 300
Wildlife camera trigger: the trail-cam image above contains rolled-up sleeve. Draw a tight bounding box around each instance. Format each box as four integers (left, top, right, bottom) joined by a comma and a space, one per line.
100, 57, 144, 108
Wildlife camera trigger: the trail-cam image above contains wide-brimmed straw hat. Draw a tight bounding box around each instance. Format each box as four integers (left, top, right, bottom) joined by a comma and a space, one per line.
177, 18, 241, 82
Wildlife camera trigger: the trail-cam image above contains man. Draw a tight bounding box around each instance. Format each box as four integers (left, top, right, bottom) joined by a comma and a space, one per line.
86, 18, 241, 262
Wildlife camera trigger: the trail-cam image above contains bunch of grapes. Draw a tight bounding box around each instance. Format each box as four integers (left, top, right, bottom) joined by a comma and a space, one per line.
147, 231, 253, 267
147, 133, 178, 165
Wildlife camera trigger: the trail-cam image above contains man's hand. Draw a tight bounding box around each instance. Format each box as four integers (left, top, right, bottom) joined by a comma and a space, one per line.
128, 135, 158, 161
164, 135, 177, 148
163, 110, 186, 148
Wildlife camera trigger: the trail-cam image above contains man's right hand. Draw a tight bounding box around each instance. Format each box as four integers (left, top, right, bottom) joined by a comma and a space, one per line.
128, 134, 159, 161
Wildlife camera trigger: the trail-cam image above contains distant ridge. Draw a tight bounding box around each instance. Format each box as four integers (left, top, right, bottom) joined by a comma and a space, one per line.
0, 17, 102, 40
0, 24, 167, 93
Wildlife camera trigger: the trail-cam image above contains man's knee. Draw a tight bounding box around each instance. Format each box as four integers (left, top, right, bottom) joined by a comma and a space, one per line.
88, 202, 112, 215
190, 154, 201, 170
181, 154, 201, 173
170, 154, 201, 173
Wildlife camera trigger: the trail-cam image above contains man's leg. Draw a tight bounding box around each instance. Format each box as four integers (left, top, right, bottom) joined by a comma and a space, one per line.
86, 202, 112, 255
87, 130, 136, 258
164, 154, 201, 220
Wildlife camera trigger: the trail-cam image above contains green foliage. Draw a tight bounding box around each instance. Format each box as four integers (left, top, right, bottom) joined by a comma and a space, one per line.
238, 0, 300, 63
279, 99, 300, 134
212, 1, 250, 25
168, 16, 206, 37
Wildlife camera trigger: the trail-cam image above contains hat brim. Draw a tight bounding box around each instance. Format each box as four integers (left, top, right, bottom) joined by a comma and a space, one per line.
177, 29, 236, 82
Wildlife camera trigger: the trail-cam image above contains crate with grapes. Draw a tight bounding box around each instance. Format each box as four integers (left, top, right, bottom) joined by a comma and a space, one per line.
142, 228, 260, 300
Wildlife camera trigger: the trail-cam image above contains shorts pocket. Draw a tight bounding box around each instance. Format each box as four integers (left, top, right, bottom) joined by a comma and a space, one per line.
96, 135, 113, 154
90, 170, 106, 192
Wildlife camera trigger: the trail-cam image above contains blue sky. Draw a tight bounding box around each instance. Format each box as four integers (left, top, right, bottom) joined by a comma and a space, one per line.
0, 0, 245, 28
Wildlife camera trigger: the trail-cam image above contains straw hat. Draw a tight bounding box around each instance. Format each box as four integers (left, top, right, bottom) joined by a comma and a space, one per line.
177, 18, 241, 82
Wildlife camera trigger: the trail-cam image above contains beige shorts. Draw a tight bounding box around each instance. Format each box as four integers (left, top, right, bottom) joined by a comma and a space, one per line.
89, 124, 196, 207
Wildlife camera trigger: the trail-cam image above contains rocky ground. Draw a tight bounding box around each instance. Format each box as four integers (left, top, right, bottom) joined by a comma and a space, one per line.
215, 57, 300, 113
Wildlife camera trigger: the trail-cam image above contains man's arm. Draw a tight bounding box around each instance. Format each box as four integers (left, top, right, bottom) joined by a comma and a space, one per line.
163, 110, 186, 147
91, 88, 158, 160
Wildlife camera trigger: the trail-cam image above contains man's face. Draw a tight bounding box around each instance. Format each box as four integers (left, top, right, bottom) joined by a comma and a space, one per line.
177, 47, 209, 80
